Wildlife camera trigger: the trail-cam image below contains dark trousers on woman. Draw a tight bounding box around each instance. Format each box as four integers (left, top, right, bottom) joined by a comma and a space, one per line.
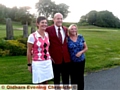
70, 60, 85, 90
52, 61, 70, 84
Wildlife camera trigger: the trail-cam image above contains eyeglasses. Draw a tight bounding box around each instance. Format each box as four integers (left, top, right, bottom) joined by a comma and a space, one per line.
43, 43, 47, 59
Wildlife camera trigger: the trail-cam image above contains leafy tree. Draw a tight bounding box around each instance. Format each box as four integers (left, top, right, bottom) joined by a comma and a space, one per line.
0, 4, 34, 25
6, 7, 18, 21
35, 0, 69, 19
0, 4, 6, 23
36, 0, 54, 19
79, 10, 120, 28
15, 6, 32, 25
95, 11, 120, 27
78, 15, 89, 26
51, 3, 70, 19
79, 15, 87, 23
86, 10, 97, 25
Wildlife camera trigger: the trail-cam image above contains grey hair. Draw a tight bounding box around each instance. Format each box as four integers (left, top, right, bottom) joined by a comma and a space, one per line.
53, 12, 63, 18
68, 24, 78, 36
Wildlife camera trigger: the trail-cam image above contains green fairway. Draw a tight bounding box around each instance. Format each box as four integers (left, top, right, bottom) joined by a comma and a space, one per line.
0, 23, 32, 38
78, 28, 120, 72
0, 56, 53, 84
0, 23, 120, 84
0, 56, 32, 84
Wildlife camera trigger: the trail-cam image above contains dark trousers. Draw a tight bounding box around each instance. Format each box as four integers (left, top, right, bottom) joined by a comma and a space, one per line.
52, 61, 70, 84
70, 60, 85, 90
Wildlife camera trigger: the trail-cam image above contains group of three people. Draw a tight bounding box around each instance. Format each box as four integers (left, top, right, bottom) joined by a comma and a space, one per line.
27, 13, 88, 90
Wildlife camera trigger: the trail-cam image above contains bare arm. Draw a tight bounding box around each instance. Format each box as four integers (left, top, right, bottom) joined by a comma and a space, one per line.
27, 42, 33, 72
81, 42, 88, 53
76, 42, 88, 57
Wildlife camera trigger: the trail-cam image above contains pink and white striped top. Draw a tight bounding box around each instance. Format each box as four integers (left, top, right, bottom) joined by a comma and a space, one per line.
27, 31, 51, 61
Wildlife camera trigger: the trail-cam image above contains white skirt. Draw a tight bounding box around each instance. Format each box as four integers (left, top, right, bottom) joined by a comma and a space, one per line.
32, 59, 54, 83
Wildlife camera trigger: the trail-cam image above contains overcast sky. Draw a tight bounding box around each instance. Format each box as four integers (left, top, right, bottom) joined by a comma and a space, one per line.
0, 0, 120, 22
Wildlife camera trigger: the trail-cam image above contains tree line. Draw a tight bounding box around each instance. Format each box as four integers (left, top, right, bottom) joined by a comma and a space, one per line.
1, 0, 120, 28
79, 10, 120, 28
0, 0, 69, 25
0, 4, 33, 25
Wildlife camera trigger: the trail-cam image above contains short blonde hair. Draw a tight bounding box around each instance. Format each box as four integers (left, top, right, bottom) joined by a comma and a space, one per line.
68, 24, 78, 36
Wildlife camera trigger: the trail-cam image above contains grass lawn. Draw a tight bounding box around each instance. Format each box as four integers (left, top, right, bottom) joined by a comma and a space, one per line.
0, 56, 53, 84
0, 23, 32, 39
0, 23, 120, 83
0, 56, 32, 84
79, 28, 120, 72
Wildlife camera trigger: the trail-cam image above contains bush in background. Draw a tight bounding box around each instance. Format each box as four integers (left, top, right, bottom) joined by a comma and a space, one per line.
17, 38, 27, 47
0, 49, 9, 56
0, 39, 10, 56
0, 39, 27, 56
6, 40, 26, 56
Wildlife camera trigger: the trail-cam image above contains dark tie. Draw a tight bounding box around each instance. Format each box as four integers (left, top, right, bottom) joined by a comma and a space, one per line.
58, 27, 62, 43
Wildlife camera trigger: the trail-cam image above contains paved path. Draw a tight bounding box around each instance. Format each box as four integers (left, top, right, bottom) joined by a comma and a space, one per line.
84, 66, 120, 90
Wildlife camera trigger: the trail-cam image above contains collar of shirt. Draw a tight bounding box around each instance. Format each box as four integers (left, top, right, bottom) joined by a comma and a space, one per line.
54, 25, 62, 30
35, 31, 47, 38
54, 25, 63, 36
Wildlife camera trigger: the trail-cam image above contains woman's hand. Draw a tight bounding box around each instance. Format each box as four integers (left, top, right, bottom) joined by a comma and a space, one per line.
75, 42, 88, 58
28, 66, 32, 73
76, 51, 83, 57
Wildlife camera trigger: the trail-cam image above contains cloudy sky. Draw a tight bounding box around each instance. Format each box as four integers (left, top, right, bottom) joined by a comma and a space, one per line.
0, 0, 120, 22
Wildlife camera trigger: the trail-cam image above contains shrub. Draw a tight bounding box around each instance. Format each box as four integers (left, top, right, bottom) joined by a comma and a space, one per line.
0, 39, 8, 49
0, 37, 27, 56
0, 39, 27, 56
17, 38, 27, 47
6, 40, 26, 56
11, 36, 27, 47
0, 49, 10, 56
0, 39, 9, 57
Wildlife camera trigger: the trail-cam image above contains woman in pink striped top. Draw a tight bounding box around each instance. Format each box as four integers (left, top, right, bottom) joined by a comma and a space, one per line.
27, 16, 54, 84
